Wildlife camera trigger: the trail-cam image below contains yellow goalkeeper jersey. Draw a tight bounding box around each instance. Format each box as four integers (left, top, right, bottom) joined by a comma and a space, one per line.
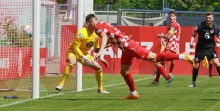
68, 27, 100, 57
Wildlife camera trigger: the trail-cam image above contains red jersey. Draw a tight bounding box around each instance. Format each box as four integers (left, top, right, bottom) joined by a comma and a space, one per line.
95, 21, 131, 51
165, 21, 180, 53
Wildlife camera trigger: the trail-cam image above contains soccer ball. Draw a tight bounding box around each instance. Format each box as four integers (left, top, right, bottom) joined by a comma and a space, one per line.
23, 25, 32, 37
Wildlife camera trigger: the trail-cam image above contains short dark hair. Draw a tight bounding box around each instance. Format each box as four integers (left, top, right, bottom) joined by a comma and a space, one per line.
206, 11, 214, 17
168, 11, 177, 16
85, 14, 97, 22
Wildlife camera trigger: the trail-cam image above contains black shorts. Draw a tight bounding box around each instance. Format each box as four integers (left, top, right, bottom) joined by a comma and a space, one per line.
194, 48, 218, 63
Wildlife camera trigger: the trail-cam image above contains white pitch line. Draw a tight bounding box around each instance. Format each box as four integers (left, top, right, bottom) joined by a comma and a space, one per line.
0, 76, 154, 108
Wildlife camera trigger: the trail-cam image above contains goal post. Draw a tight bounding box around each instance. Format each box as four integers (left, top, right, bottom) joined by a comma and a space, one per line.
32, 0, 41, 99
76, 0, 83, 92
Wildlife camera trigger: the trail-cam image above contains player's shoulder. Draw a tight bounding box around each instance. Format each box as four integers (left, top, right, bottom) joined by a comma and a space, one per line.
76, 27, 88, 39
170, 21, 180, 28
199, 21, 206, 27
78, 27, 87, 33
212, 22, 219, 29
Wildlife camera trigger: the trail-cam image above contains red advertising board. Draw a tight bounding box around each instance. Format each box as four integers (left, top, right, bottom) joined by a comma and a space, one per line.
0, 47, 47, 80
60, 25, 220, 76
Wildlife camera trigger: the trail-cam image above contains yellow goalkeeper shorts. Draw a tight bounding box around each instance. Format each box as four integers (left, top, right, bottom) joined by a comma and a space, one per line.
66, 50, 94, 66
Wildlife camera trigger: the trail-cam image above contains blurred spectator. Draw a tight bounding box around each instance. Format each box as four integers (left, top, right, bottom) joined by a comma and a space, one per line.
149, 23, 154, 26
163, 21, 167, 26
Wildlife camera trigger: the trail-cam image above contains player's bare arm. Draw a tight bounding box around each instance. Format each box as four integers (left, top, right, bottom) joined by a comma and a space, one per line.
95, 32, 108, 60
94, 41, 112, 53
157, 33, 173, 39
190, 31, 197, 47
157, 28, 174, 39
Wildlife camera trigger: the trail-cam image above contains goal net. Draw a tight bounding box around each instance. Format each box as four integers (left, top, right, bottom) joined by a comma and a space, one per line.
0, 0, 78, 99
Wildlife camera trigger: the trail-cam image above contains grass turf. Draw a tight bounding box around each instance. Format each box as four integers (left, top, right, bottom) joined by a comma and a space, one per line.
0, 74, 220, 111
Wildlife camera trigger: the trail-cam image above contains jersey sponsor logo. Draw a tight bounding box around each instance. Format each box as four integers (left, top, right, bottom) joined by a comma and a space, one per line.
170, 26, 174, 30
86, 42, 94, 47
210, 30, 214, 33
78, 33, 83, 38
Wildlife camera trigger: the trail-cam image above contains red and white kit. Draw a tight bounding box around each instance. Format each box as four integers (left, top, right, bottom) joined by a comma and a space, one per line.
95, 21, 150, 64
164, 21, 180, 53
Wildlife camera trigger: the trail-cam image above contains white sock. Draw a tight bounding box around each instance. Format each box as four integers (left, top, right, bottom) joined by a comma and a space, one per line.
131, 90, 137, 96
179, 54, 184, 60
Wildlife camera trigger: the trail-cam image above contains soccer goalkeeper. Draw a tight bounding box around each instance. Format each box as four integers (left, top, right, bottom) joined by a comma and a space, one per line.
55, 25, 109, 93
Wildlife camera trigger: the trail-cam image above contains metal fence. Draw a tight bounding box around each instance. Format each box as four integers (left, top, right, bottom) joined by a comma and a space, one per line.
117, 9, 220, 26
92, 6, 220, 26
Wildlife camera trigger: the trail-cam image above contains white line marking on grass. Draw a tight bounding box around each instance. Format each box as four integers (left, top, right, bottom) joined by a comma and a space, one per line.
0, 76, 154, 108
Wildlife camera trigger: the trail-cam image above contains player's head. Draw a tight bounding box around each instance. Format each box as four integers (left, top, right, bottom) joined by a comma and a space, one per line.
85, 14, 97, 32
168, 11, 177, 23
205, 11, 214, 25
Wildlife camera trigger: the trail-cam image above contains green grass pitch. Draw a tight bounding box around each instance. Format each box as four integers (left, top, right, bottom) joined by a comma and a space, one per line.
0, 74, 220, 111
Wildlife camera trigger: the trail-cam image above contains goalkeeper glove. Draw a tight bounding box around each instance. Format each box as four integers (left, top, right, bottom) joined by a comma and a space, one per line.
82, 55, 94, 66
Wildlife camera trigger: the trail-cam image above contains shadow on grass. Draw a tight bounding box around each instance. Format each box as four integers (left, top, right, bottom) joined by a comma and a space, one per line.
200, 99, 220, 101
43, 98, 130, 101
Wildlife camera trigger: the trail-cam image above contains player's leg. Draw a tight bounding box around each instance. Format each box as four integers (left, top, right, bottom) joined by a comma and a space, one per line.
55, 51, 76, 91
150, 61, 164, 85
120, 51, 139, 100
208, 60, 213, 77
169, 60, 175, 77
121, 64, 139, 100
152, 61, 172, 85
85, 54, 109, 93
189, 51, 203, 87
147, 51, 194, 66
128, 45, 174, 86
210, 50, 220, 76
150, 68, 160, 85
212, 58, 220, 75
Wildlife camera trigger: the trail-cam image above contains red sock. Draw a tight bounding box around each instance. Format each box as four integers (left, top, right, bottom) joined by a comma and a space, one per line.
169, 64, 175, 73
156, 52, 179, 62
155, 70, 161, 82
157, 66, 169, 80
122, 73, 136, 92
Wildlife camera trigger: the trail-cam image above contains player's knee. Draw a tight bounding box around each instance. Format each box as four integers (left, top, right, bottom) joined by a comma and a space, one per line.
154, 62, 161, 68
93, 62, 102, 71
171, 61, 175, 66
120, 70, 127, 75
68, 58, 76, 65
147, 52, 157, 62
193, 63, 200, 70
213, 61, 220, 67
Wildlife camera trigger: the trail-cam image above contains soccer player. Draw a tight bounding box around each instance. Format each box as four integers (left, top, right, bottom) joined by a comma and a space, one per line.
189, 11, 220, 87
55, 25, 109, 93
150, 11, 180, 86
85, 13, 194, 100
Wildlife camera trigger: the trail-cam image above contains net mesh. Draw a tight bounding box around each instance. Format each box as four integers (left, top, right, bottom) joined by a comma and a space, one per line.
0, 0, 78, 99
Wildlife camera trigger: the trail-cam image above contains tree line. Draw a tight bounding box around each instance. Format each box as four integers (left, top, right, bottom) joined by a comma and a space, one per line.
94, 0, 220, 12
